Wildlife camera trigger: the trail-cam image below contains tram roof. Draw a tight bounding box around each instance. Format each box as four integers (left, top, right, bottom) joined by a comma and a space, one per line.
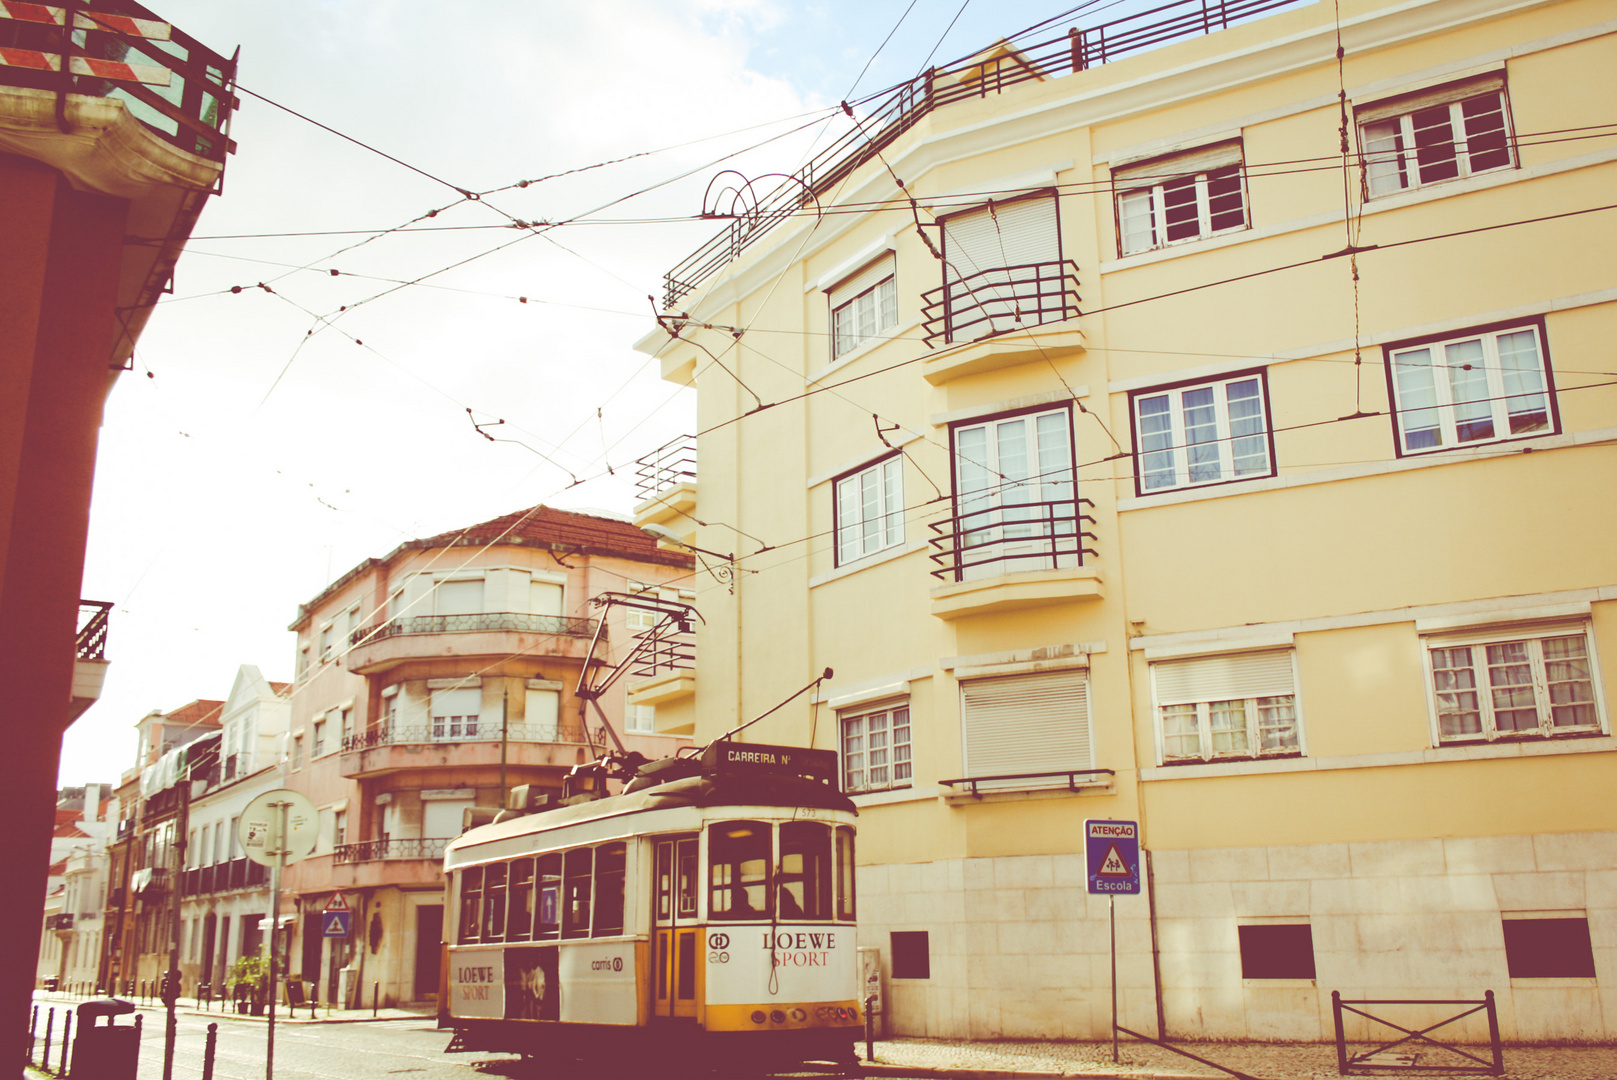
444, 773, 856, 867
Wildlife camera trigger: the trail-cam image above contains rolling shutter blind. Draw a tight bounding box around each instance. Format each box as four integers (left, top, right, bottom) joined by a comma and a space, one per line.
1153, 650, 1294, 705
434, 579, 483, 616
961, 669, 1091, 787
531, 581, 562, 617
827, 253, 895, 309
1356, 72, 1505, 125
1113, 140, 1243, 187
942, 194, 1060, 278
431, 687, 481, 717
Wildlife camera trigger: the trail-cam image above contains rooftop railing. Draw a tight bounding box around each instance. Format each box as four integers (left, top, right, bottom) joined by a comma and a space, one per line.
0, 0, 237, 167
76, 600, 112, 661
661, 0, 1306, 308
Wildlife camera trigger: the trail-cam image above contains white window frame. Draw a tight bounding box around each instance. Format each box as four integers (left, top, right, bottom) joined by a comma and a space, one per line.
432, 685, 482, 742
949, 405, 1079, 580
959, 669, 1091, 792
625, 703, 656, 734
828, 254, 897, 360
1113, 141, 1247, 256
1150, 650, 1303, 765
834, 454, 904, 566
1132, 371, 1274, 495
1357, 74, 1514, 199
1423, 622, 1606, 745
1384, 321, 1557, 457
840, 702, 912, 794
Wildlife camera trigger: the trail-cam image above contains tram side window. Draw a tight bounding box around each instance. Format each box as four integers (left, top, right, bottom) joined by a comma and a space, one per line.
508, 858, 535, 942
536, 853, 561, 940
482, 863, 508, 941
710, 820, 771, 920
563, 848, 594, 939
779, 821, 832, 920
836, 826, 857, 922
593, 842, 627, 936
458, 866, 483, 944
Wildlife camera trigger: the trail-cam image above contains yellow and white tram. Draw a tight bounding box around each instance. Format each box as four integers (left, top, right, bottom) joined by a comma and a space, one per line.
440, 741, 862, 1070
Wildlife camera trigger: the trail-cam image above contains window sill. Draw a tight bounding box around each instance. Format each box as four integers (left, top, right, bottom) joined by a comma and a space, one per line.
1160, 753, 1302, 769
1242, 979, 1316, 989
1140, 733, 1614, 781
849, 786, 935, 808
805, 320, 923, 386
1509, 978, 1598, 988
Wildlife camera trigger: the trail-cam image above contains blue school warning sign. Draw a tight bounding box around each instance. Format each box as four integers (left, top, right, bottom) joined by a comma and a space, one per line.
1085, 819, 1141, 895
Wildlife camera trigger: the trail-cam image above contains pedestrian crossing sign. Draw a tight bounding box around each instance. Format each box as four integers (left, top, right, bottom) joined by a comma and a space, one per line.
323, 910, 352, 938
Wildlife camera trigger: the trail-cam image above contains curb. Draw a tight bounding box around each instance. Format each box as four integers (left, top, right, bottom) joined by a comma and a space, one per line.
860, 1065, 1214, 1080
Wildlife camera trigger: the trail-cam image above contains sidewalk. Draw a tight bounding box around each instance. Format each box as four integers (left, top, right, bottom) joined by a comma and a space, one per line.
857, 1036, 1617, 1080
29, 991, 434, 1025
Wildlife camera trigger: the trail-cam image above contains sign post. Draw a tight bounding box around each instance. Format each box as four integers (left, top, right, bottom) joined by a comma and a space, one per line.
240, 790, 319, 1080
1086, 819, 1141, 1064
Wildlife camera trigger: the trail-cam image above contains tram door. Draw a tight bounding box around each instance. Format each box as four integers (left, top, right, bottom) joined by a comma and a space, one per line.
652, 834, 699, 1019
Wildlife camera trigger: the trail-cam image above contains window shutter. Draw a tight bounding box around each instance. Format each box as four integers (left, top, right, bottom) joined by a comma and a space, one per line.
1355, 72, 1505, 125
531, 581, 562, 617
435, 579, 483, 616
961, 670, 1091, 786
432, 686, 482, 716
1153, 650, 1295, 706
827, 253, 895, 309
1112, 140, 1243, 187
943, 194, 1060, 278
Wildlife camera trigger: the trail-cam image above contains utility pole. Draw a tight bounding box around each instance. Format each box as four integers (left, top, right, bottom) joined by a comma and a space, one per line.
499, 684, 509, 808
162, 767, 194, 1080
265, 798, 288, 1080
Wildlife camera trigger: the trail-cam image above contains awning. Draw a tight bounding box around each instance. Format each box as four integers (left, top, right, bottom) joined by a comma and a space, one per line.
140, 731, 221, 797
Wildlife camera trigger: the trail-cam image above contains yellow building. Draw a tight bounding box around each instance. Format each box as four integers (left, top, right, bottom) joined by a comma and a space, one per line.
633, 0, 1617, 1043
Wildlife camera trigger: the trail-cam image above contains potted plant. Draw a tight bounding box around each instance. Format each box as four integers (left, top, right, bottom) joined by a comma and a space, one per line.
226, 955, 269, 1015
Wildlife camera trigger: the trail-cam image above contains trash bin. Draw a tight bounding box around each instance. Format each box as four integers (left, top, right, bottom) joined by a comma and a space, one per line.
71, 997, 138, 1080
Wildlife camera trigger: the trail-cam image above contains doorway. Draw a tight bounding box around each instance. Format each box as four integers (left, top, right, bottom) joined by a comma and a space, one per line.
414, 905, 443, 999
652, 834, 699, 1019
200, 915, 217, 990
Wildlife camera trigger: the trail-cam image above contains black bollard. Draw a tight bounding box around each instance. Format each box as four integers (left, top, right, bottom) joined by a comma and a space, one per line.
202, 1022, 218, 1080
59, 1010, 71, 1075
373, 981, 379, 1018
28, 1005, 37, 1065
864, 993, 876, 1063
135, 1012, 144, 1040
42, 1006, 53, 1069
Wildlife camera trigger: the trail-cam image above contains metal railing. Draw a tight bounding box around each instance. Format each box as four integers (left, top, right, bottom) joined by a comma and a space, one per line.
628, 626, 696, 679
341, 722, 593, 753
939, 768, 1115, 798
922, 259, 1081, 346
0, 0, 237, 165
660, 0, 1306, 307
75, 600, 112, 661
634, 434, 697, 502
349, 611, 597, 647
1332, 991, 1504, 1076
182, 858, 266, 896
928, 495, 1096, 581
334, 837, 452, 864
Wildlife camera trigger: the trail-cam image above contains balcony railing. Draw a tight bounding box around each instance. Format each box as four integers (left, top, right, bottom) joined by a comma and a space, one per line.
921, 259, 1081, 347
0, 0, 237, 165
341, 722, 593, 753
661, 0, 1306, 307
76, 601, 112, 661
182, 858, 266, 896
45, 913, 74, 931
928, 495, 1097, 582
334, 837, 452, 865
634, 435, 697, 502
349, 612, 597, 648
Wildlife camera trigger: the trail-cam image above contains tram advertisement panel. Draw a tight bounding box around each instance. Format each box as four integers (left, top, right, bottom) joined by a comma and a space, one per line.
449, 948, 504, 1018
705, 925, 855, 1005
558, 940, 637, 1025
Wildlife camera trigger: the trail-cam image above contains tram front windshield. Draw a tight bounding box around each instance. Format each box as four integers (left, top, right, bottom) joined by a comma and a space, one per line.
707, 819, 855, 922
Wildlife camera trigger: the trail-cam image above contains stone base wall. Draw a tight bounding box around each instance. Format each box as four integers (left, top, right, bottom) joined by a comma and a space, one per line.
857, 833, 1616, 1042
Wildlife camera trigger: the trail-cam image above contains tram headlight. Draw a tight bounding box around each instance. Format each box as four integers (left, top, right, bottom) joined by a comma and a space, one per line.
750, 1010, 767, 1024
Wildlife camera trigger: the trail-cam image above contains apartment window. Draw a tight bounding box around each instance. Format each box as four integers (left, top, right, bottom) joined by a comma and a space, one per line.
435, 578, 483, 618
834, 455, 904, 566
1114, 140, 1246, 255
1359, 73, 1513, 198
1132, 371, 1274, 494
333, 810, 346, 848
626, 704, 655, 734
960, 669, 1090, 791
312, 719, 326, 757
339, 707, 353, 748
290, 736, 302, 770
1239, 924, 1316, 979
891, 931, 931, 979
841, 704, 911, 793
318, 624, 334, 660
949, 406, 1079, 580
432, 686, 481, 741
1426, 623, 1602, 743
828, 253, 897, 359
938, 192, 1065, 342
1152, 650, 1301, 764
1502, 916, 1596, 978
1385, 321, 1555, 456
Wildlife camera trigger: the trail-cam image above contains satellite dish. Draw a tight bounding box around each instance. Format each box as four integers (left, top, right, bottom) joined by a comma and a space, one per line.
238, 789, 320, 866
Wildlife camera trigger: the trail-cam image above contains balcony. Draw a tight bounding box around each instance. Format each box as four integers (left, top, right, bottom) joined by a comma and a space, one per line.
921, 259, 1081, 352
334, 837, 451, 865
928, 496, 1100, 619
344, 612, 598, 675
632, 435, 697, 528
339, 722, 599, 779
660, 0, 1305, 307
45, 913, 73, 931
182, 858, 265, 896
69, 600, 112, 721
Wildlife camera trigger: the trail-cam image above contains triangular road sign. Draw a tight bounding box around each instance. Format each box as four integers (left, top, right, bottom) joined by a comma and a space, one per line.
325, 891, 348, 911
1095, 843, 1131, 878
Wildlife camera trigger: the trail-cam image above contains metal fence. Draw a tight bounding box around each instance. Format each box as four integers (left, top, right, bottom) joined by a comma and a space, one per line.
333, 837, 452, 864
633, 434, 698, 502
927, 495, 1097, 581
1332, 991, 1504, 1075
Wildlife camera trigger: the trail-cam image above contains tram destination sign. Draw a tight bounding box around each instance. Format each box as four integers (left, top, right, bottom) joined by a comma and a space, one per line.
702, 741, 838, 786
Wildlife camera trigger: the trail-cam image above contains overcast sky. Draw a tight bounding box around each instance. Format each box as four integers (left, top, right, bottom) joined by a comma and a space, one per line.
62, 0, 1163, 786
